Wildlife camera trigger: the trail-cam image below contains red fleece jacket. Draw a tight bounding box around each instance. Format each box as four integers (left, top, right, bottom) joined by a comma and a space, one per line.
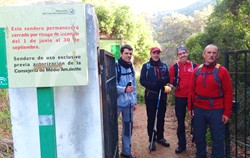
169, 61, 198, 97
188, 64, 233, 118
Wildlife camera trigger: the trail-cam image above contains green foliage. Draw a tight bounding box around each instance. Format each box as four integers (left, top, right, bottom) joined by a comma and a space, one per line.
186, 0, 250, 61
167, 92, 175, 106
230, 77, 250, 137
95, 5, 115, 35
185, 33, 204, 64
0, 90, 11, 137
0, 89, 8, 100
83, 0, 155, 67
136, 75, 145, 104
206, 128, 212, 147
112, 6, 136, 39
0, 108, 11, 133
177, 0, 216, 16
152, 6, 213, 66
132, 16, 154, 67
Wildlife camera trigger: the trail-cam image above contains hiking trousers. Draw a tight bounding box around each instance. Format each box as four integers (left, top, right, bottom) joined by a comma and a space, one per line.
193, 107, 225, 158
117, 106, 134, 155
145, 98, 167, 142
175, 97, 187, 149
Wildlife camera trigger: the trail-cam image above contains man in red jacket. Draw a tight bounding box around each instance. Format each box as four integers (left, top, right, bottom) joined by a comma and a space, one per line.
188, 44, 233, 158
169, 45, 198, 154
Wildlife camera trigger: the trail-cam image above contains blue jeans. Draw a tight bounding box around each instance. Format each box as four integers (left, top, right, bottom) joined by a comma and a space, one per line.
194, 107, 225, 158
117, 106, 133, 155
175, 97, 187, 149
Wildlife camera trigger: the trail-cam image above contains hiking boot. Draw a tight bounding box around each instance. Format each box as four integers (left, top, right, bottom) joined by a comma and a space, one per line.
120, 153, 135, 158
156, 138, 170, 147
175, 146, 186, 154
148, 141, 156, 151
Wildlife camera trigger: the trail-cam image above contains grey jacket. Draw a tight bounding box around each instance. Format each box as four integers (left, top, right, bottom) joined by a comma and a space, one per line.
115, 62, 137, 108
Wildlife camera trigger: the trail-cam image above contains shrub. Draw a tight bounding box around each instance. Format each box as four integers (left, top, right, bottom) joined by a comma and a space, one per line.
136, 77, 145, 104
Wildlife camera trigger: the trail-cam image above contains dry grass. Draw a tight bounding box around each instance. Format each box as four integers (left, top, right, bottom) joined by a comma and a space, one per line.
0, 138, 13, 158
0, 90, 13, 158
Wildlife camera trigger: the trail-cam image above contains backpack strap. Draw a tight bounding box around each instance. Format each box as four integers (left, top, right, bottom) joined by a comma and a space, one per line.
145, 62, 150, 80
130, 66, 135, 78
192, 62, 197, 69
159, 62, 167, 80
195, 64, 204, 79
115, 62, 121, 82
195, 64, 204, 86
174, 61, 196, 87
195, 94, 223, 106
173, 63, 179, 87
146, 62, 150, 70
213, 64, 222, 97
145, 62, 167, 80
161, 63, 167, 72
195, 63, 223, 106
115, 62, 134, 83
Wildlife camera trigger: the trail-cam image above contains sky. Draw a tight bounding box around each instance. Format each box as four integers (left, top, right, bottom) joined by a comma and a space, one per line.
117, 0, 200, 13
1, 0, 200, 13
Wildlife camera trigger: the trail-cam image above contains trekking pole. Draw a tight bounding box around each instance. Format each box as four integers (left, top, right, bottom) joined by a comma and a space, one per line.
129, 102, 132, 151
126, 81, 133, 151
149, 89, 162, 153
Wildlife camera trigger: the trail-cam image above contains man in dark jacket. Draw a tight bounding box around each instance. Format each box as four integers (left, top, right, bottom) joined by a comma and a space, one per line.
140, 46, 170, 151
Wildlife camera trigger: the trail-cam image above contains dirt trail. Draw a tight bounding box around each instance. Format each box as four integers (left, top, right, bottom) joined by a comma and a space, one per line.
119, 104, 196, 158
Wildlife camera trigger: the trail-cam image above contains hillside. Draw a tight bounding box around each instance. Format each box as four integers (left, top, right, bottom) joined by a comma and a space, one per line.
175, 0, 216, 16
153, 0, 216, 17
150, 0, 216, 28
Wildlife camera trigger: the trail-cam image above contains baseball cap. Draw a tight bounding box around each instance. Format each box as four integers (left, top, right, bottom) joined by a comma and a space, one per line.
150, 47, 161, 53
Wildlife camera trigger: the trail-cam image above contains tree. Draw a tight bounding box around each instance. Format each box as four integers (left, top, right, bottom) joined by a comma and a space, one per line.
152, 6, 213, 66
186, 0, 250, 63
83, 0, 156, 68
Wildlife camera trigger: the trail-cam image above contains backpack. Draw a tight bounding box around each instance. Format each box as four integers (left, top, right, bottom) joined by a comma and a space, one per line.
115, 62, 134, 83
173, 62, 197, 87
145, 62, 167, 80
195, 63, 223, 106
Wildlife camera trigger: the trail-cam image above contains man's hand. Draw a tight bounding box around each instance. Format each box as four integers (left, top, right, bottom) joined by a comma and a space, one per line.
222, 115, 229, 124
125, 86, 133, 93
133, 104, 138, 111
188, 110, 194, 119
168, 84, 174, 88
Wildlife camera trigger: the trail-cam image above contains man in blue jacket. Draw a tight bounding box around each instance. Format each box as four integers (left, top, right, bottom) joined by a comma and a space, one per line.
140, 47, 170, 151
116, 45, 137, 158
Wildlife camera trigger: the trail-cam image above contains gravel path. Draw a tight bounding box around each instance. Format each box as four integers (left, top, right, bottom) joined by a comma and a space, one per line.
119, 104, 196, 158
